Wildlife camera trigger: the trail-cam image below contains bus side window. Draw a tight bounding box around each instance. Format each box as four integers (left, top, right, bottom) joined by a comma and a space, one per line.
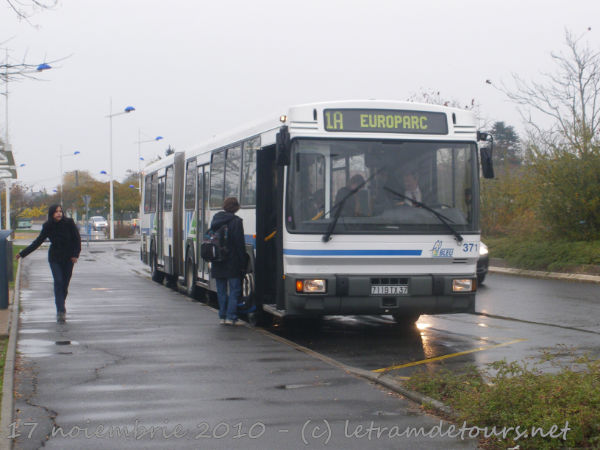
210, 151, 225, 208
184, 159, 197, 210
225, 145, 242, 199
144, 174, 152, 213
241, 137, 259, 206
164, 166, 174, 211
150, 173, 158, 212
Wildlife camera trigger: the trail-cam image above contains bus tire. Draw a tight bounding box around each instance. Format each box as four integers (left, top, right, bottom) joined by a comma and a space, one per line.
150, 249, 164, 284
185, 258, 199, 299
239, 272, 256, 315
391, 313, 420, 327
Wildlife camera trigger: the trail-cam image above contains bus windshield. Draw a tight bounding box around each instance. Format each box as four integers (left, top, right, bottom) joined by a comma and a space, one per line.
286, 139, 478, 234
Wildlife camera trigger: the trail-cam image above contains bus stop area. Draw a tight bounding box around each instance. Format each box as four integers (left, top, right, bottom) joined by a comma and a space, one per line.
0, 242, 475, 449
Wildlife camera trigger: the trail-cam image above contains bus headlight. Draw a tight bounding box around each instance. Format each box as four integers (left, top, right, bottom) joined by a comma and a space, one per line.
296, 279, 326, 293
452, 279, 474, 292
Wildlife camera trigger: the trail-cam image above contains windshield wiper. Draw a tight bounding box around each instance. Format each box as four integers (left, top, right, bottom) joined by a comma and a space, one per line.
383, 187, 464, 244
322, 170, 380, 242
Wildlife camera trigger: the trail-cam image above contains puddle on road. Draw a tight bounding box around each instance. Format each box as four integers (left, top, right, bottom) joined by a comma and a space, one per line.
18, 339, 79, 357
19, 329, 46, 334
276, 381, 332, 390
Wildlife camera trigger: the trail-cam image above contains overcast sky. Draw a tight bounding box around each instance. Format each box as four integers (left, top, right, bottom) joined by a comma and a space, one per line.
1, 0, 598, 191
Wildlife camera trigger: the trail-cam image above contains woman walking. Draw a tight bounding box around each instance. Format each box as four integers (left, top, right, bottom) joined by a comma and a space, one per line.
16, 204, 81, 321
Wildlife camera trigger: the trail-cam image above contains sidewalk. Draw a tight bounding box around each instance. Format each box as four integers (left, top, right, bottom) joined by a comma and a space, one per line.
488, 262, 600, 284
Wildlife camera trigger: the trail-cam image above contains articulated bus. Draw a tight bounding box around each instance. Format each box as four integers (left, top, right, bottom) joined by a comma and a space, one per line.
140, 100, 494, 325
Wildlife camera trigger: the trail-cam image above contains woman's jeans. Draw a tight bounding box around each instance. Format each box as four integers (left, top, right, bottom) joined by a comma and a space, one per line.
49, 260, 74, 313
216, 278, 241, 321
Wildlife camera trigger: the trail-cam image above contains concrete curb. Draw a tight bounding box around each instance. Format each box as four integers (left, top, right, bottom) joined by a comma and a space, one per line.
0, 259, 20, 450
489, 266, 600, 284
346, 367, 454, 416
257, 328, 455, 420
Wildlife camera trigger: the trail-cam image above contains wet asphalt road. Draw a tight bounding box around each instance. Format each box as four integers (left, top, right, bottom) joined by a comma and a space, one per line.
269, 270, 600, 380
13, 242, 477, 449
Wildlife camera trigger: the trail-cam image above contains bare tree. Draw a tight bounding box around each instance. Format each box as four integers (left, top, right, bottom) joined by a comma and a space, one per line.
501, 29, 600, 157
407, 88, 490, 130
5, 0, 57, 22
0, 49, 59, 83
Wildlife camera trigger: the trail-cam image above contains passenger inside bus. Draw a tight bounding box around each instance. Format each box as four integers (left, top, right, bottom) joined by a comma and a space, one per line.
401, 171, 422, 206
334, 174, 369, 217
370, 167, 404, 214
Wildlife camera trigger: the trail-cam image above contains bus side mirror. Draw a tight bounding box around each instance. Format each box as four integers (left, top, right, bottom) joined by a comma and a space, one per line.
480, 147, 495, 179
477, 132, 494, 179
276, 126, 291, 166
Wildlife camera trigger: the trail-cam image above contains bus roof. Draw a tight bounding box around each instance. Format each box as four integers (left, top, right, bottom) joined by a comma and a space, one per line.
184, 99, 477, 160
141, 151, 180, 175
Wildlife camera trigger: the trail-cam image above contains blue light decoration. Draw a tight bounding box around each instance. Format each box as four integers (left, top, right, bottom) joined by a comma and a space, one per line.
129, 185, 135, 189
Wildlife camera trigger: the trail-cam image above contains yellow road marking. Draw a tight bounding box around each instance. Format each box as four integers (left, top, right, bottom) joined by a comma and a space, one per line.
372, 338, 527, 373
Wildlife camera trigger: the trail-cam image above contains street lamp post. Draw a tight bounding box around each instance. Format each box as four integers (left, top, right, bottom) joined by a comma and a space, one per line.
2, 50, 52, 229
106, 100, 135, 240
58, 148, 80, 206
135, 131, 163, 191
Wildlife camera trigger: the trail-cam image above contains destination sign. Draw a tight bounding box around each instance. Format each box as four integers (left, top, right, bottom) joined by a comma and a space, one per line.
324, 109, 448, 135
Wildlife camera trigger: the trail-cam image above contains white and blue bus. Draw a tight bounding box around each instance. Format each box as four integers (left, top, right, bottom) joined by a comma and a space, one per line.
140, 100, 494, 325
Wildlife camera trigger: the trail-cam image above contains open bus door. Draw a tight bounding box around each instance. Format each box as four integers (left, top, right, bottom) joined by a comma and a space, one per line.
255, 145, 280, 314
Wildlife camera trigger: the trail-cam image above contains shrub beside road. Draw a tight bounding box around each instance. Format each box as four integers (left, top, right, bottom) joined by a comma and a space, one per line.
485, 237, 600, 274
404, 351, 600, 449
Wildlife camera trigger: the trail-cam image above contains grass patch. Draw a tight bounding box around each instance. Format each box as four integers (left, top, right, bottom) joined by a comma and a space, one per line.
0, 336, 7, 391
0, 336, 7, 421
405, 352, 600, 449
484, 236, 600, 273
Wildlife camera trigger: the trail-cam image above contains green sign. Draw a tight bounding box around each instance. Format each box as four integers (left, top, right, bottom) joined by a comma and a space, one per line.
324, 109, 448, 135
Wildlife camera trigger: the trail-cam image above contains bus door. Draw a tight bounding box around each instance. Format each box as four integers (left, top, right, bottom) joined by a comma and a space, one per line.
156, 176, 165, 266
255, 145, 279, 307
197, 165, 209, 280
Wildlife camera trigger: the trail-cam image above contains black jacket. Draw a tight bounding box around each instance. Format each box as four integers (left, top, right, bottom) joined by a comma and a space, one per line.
209, 211, 246, 279
19, 218, 81, 263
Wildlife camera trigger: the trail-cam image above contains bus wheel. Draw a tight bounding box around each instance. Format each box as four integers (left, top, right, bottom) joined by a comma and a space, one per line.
239, 272, 267, 327
239, 272, 255, 314
391, 313, 420, 327
185, 258, 199, 299
150, 251, 164, 283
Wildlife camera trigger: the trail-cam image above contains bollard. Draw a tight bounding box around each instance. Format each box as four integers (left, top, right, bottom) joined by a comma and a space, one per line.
0, 230, 13, 309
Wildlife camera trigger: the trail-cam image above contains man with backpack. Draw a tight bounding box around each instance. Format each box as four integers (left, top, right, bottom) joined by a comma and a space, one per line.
208, 197, 246, 325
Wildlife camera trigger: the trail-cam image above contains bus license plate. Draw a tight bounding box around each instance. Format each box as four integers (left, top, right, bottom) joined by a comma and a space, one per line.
371, 285, 408, 296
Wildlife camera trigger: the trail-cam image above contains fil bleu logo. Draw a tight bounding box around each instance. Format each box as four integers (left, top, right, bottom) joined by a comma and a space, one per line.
431, 240, 454, 258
